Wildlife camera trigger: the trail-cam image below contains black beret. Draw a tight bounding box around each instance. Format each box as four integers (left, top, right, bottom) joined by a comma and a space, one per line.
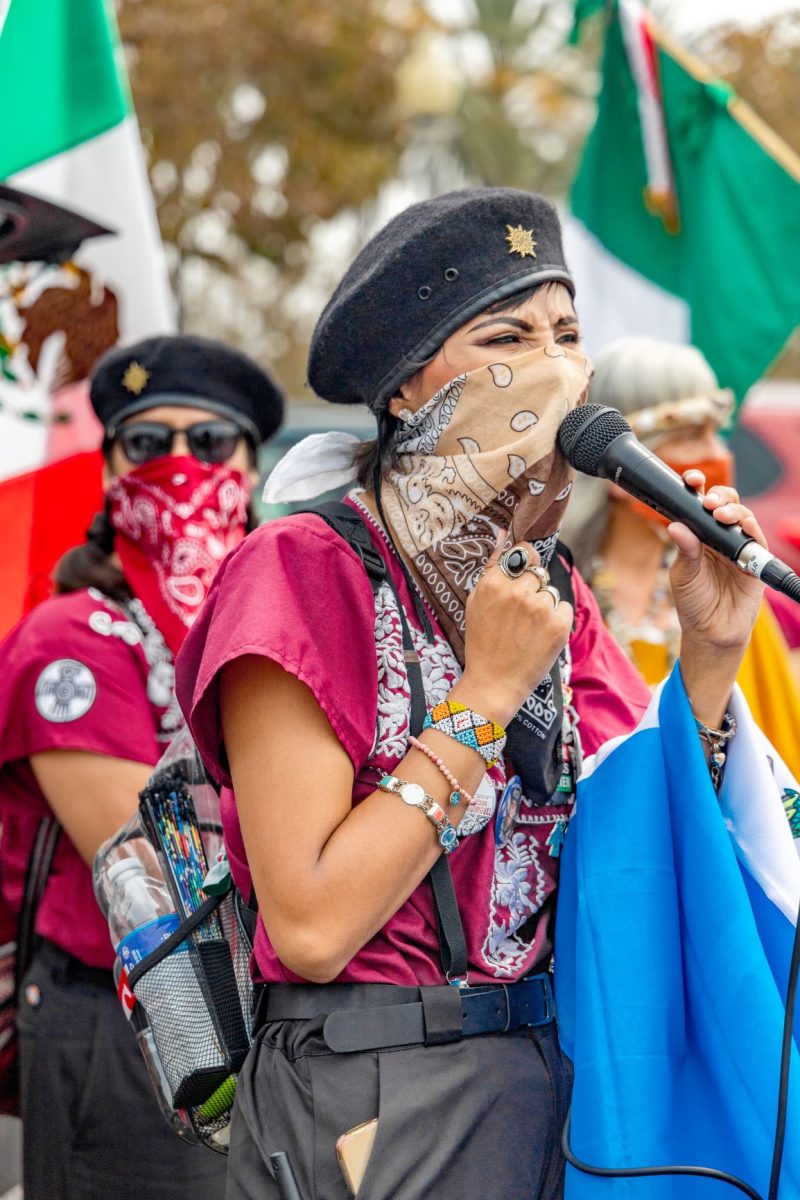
90, 333, 284, 444
308, 187, 574, 412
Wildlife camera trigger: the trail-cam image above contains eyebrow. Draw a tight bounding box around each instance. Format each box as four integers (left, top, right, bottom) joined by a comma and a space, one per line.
468, 313, 579, 333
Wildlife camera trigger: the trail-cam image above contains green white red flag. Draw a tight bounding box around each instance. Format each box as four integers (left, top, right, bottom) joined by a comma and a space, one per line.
0, 0, 174, 636
563, 0, 800, 406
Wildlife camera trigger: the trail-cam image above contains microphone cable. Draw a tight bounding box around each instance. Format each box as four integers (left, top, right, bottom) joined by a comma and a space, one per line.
768, 892, 800, 1200
562, 896, 800, 1198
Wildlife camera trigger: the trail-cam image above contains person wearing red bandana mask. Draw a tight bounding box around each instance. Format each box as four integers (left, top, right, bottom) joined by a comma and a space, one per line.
562, 336, 800, 781
0, 333, 283, 1200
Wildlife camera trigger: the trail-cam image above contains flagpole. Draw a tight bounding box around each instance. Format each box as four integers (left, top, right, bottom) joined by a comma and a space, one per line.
646, 16, 800, 186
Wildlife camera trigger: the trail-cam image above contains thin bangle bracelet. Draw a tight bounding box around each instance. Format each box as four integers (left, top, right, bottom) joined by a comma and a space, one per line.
408, 735, 475, 807
694, 711, 736, 790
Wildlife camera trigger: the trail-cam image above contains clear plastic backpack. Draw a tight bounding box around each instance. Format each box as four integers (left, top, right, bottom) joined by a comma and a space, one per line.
93, 728, 254, 1153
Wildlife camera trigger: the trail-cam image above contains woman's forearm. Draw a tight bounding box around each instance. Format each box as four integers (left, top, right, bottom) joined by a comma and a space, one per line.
679, 635, 745, 730
224, 657, 503, 982
252, 729, 491, 982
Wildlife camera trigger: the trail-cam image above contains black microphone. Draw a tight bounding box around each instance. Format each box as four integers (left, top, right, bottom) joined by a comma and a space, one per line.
558, 403, 800, 604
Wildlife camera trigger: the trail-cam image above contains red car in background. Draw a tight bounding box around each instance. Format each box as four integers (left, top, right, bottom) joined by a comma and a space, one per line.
731, 380, 800, 649
731, 380, 800, 576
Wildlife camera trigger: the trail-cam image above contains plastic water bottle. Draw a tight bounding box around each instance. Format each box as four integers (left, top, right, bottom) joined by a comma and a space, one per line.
93, 812, 166, 919
104, 858, 228, 1109
106, 859, 180, 969
112, 958, 200, 1142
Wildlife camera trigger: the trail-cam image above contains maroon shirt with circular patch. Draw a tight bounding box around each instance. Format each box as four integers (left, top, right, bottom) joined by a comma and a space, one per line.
0, 590, 169, 967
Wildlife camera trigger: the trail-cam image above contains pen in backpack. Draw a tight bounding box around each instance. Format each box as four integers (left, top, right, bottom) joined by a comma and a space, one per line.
142, 779, 222, 929
153, 800, 196, 917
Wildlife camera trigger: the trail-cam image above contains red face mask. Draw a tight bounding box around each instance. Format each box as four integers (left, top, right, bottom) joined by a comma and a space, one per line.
107, 455, 250, 655
621, 452, 734, 528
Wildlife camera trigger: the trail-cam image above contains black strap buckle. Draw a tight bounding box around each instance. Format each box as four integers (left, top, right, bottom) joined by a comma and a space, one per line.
420, 984, 464, 1046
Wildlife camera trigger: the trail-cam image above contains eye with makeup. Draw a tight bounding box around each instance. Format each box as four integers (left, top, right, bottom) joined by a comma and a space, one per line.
557, 327, 581, 345
484, 332, 523, 346
481, 324, 580, 348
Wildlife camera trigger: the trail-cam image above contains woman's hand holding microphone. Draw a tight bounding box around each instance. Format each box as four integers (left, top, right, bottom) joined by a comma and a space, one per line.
448, 531, 573, 729
451, 472, 768, 737
668, 473, 766, 730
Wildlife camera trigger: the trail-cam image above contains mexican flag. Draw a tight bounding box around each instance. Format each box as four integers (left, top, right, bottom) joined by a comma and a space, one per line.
0, 0, 174, 637
563, 0, 800, 404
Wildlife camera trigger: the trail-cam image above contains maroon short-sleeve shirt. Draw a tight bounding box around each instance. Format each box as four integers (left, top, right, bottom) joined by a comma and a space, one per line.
0, 590, 167, 967
177, 504, 650, 986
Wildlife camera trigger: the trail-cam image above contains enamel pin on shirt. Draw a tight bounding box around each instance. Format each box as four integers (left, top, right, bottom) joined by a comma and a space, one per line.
495, 775, 523, 846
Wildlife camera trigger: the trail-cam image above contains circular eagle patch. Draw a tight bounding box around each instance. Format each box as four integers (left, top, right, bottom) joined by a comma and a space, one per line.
34, 659, 97, 723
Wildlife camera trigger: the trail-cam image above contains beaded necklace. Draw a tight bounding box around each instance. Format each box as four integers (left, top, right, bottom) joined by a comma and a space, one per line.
590, 548, 681, 681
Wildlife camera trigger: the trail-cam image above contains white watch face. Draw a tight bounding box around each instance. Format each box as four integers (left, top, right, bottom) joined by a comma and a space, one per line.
400, 782, 426, 807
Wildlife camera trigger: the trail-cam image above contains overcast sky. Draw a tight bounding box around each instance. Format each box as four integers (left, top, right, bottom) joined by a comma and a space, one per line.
664, 0, 799, 35
427, 0, 800, 41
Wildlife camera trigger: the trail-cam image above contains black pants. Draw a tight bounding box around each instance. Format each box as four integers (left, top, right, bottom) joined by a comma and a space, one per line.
18, 941, 228, 1200
226, 1004, 572, 1200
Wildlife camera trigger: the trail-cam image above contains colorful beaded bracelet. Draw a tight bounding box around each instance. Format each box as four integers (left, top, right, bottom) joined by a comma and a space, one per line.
422, 699, 506, 768
408, 735, 475, 807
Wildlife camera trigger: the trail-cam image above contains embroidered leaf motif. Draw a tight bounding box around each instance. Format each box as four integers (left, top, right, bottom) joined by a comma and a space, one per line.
783, 788, 800, 839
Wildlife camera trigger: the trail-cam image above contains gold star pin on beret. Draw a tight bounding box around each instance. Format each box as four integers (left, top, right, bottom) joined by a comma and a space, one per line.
121, 361, 150, 395
505, 225, 537, 258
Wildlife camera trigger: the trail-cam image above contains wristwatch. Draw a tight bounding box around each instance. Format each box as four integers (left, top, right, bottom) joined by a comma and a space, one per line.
377, 774, 459, 854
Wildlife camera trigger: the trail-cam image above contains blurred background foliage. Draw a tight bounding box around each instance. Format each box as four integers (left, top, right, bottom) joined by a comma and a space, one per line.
117, 0, 800, 397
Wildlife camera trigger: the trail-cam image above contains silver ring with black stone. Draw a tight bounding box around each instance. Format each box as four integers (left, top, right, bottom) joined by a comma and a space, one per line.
498, 545, 539, 580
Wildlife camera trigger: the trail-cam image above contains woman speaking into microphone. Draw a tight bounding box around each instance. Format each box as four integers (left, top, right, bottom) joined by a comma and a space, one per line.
176, 189, 770, 1199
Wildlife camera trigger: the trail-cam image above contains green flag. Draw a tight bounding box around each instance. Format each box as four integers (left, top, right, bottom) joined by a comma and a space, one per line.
565, 0, 800, 403
568, 0, 606, 46
0, 0, 174, 635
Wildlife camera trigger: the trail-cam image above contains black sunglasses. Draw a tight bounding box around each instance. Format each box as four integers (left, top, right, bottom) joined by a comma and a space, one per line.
109, 419, 250, 465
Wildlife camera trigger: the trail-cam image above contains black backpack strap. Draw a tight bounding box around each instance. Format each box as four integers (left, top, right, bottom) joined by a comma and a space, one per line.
235, 888, 259, 953
398, 599, 426, 747
408, 670, 468, 982
299, 501, 428, 735
298, 500, 387, 595
397, 562, 466, 983
555, 538, 574, 570
551, 540, 575, 611
299, 502, 468, 981
14, 817, 60, 993
428, 858, 468, 982
126, 891, 227, 989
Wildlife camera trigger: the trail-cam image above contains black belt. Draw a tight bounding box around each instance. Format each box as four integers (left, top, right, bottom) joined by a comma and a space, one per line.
256, 974, 554, 1052
38, 939, 115, 989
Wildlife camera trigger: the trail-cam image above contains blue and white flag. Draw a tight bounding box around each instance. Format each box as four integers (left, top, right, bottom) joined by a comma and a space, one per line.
555, 664, 800, 1198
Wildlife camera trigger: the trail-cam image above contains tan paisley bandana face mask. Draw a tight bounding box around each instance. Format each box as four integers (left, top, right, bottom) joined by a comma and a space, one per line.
381, 344, 592, 657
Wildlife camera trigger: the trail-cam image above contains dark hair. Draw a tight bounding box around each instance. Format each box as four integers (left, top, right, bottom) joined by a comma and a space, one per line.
352, 413, 397, 490
54, 506, 131, 601
351, 281, 568, 488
